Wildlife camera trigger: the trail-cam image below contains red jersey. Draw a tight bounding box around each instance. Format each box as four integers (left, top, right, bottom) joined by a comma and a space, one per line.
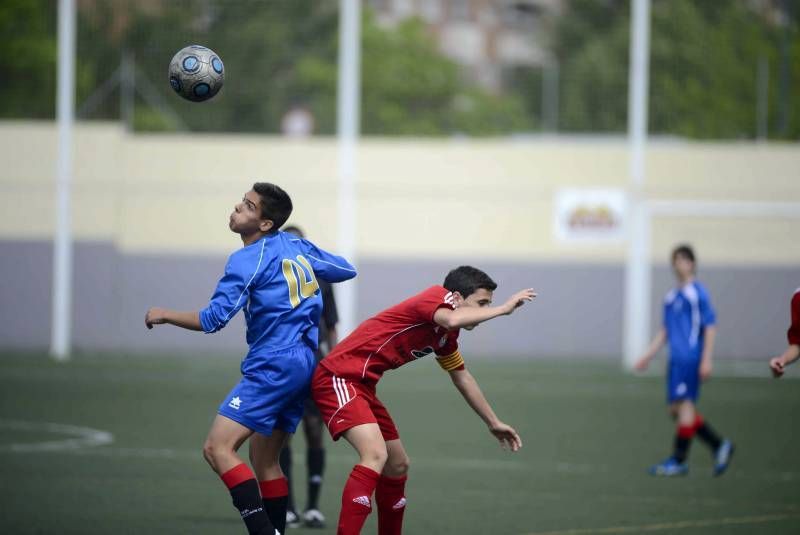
788, 288, 800, 346
320, 286, 462, 383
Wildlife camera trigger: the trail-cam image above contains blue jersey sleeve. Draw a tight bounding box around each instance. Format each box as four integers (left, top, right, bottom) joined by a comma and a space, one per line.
662, 290, 674, 331
292, 238, 357, 283
199, 244, 266, 333
697, 284, 717, 328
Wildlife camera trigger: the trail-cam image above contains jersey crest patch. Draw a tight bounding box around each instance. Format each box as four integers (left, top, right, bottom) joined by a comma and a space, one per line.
411, 346, 434, 359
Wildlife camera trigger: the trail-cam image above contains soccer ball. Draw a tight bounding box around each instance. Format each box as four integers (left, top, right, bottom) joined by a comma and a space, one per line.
168, 45, 224, 102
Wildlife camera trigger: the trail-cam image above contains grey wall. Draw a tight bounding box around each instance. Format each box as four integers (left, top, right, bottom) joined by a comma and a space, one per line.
651, 265, 797, 360
1, 240, 796, 359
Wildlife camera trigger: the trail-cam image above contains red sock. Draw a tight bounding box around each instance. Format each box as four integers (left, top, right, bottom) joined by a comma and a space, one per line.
221, 463, 255, 489
677, 424, 696, 440
376, 475, 407, 535
220, 464, 274, 534
337, 465, 380, 535
693, 413, 705, 430
259, 477, 289, 534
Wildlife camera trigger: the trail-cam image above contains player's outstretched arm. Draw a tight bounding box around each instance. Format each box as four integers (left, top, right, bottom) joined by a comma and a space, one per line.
145, 307, 203, 331
770, 345, 800, 378
294, 239, 357, 283
448, 367, 522, 452
434, 288, 536, 330
634, 328, 666, 371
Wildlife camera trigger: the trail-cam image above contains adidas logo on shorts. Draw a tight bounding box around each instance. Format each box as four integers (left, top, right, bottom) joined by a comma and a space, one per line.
352, 496, 371, 508
393, 498, 407, 510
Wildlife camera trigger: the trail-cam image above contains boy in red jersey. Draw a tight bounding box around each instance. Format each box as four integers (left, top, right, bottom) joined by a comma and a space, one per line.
311, 266, 535, 535
769, 288, 800, 377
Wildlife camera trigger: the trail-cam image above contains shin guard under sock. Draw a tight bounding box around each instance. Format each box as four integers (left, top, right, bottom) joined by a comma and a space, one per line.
337, 464, 380, 535
260, 477, 289, 534
221, 463, 275, 535
376, 474, 407, 535
694, 414, 722, 451
673, 424, 696, 463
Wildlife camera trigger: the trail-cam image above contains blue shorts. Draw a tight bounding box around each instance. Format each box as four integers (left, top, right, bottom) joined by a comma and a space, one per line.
218, 343, 317, 436
666, 358, 700, 404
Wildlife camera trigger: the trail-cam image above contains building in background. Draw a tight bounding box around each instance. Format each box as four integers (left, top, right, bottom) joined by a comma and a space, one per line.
369, 0, 561, 92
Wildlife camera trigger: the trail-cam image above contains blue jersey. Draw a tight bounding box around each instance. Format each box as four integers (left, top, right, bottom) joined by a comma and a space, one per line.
199, 231, 356, 358
663, 280, 716, 362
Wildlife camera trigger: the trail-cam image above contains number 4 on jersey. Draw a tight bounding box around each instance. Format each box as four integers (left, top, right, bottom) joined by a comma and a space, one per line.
282, 255, 319, 308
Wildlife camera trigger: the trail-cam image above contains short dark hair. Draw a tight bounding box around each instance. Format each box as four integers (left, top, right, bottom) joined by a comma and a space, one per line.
443, 266, 497, 298
253, 182, 292, 230
671, 244, 696, 264
282, 225, 305, 238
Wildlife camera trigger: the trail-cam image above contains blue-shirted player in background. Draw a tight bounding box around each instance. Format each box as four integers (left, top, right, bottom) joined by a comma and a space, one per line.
145, 183, 356, 535
635, 244, 734, 477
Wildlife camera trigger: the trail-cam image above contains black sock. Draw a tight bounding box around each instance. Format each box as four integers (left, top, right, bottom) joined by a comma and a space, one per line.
307, 447, 325, 511
229, 479, 275, 535
673, 435, 692, 463
263, 495, 288, 534
695, 421, 723, 451
279, 447, 295, 513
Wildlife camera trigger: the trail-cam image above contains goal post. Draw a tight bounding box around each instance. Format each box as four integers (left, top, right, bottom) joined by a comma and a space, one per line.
624, 199, 800, 370
50, 0, 76, 361
335, 0, 361, 338
623, 0, 652, 369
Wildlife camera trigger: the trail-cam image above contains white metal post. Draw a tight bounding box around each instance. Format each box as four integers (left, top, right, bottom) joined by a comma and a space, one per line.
336, 0, 361, 337
51, 0, 76, 361
623, 0, 652, 369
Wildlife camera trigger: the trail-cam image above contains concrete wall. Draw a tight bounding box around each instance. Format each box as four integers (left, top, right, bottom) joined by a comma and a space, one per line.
1, 240, 795, 359
1, 121, 797, 359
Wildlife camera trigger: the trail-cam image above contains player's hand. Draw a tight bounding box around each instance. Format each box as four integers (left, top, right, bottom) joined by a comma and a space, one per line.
769, 357, 785, 378
489, 422, 522, 452
699, 359, 712, 381
634, 356, 650, 372
145, 307, 167, 329
503, 289, 537, 315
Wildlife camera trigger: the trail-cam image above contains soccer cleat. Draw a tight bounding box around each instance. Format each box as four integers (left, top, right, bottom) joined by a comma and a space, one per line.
713, 440, 734, 476
648, 457, 689, 477
302, 508, 326, 528
286, 509, 301, 529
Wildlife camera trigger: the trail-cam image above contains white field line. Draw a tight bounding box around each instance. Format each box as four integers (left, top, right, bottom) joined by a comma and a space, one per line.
0, 419, 113, 452
1, 422, 799, 485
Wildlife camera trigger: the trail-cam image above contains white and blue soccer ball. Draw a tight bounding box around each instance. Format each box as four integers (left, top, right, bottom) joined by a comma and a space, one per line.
168, 45, 224, 102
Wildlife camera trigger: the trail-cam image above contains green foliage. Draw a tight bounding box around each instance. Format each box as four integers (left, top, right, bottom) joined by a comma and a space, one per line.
7, 0, 793, 138
0, 0, 57, 118
132, 106, 173, 131
1, 1, 532, 136
553, 0, 799, 139
649, 0, 772, 139
450, 90, 531, 136
361, 17, 459, 135
361, 17, 532, 136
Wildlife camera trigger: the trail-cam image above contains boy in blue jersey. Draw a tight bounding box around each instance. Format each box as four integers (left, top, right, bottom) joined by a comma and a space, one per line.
635, 244, 733, 477
279, 225, 339, 529
144, 183, 356, 535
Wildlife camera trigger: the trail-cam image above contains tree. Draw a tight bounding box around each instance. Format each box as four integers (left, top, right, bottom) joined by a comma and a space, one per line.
550, 0, 799, 139
125, 4, 531, 135
0, 0, 57, 118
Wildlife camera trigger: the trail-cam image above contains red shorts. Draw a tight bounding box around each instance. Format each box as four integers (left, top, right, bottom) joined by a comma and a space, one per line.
311, 365, 400, 442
